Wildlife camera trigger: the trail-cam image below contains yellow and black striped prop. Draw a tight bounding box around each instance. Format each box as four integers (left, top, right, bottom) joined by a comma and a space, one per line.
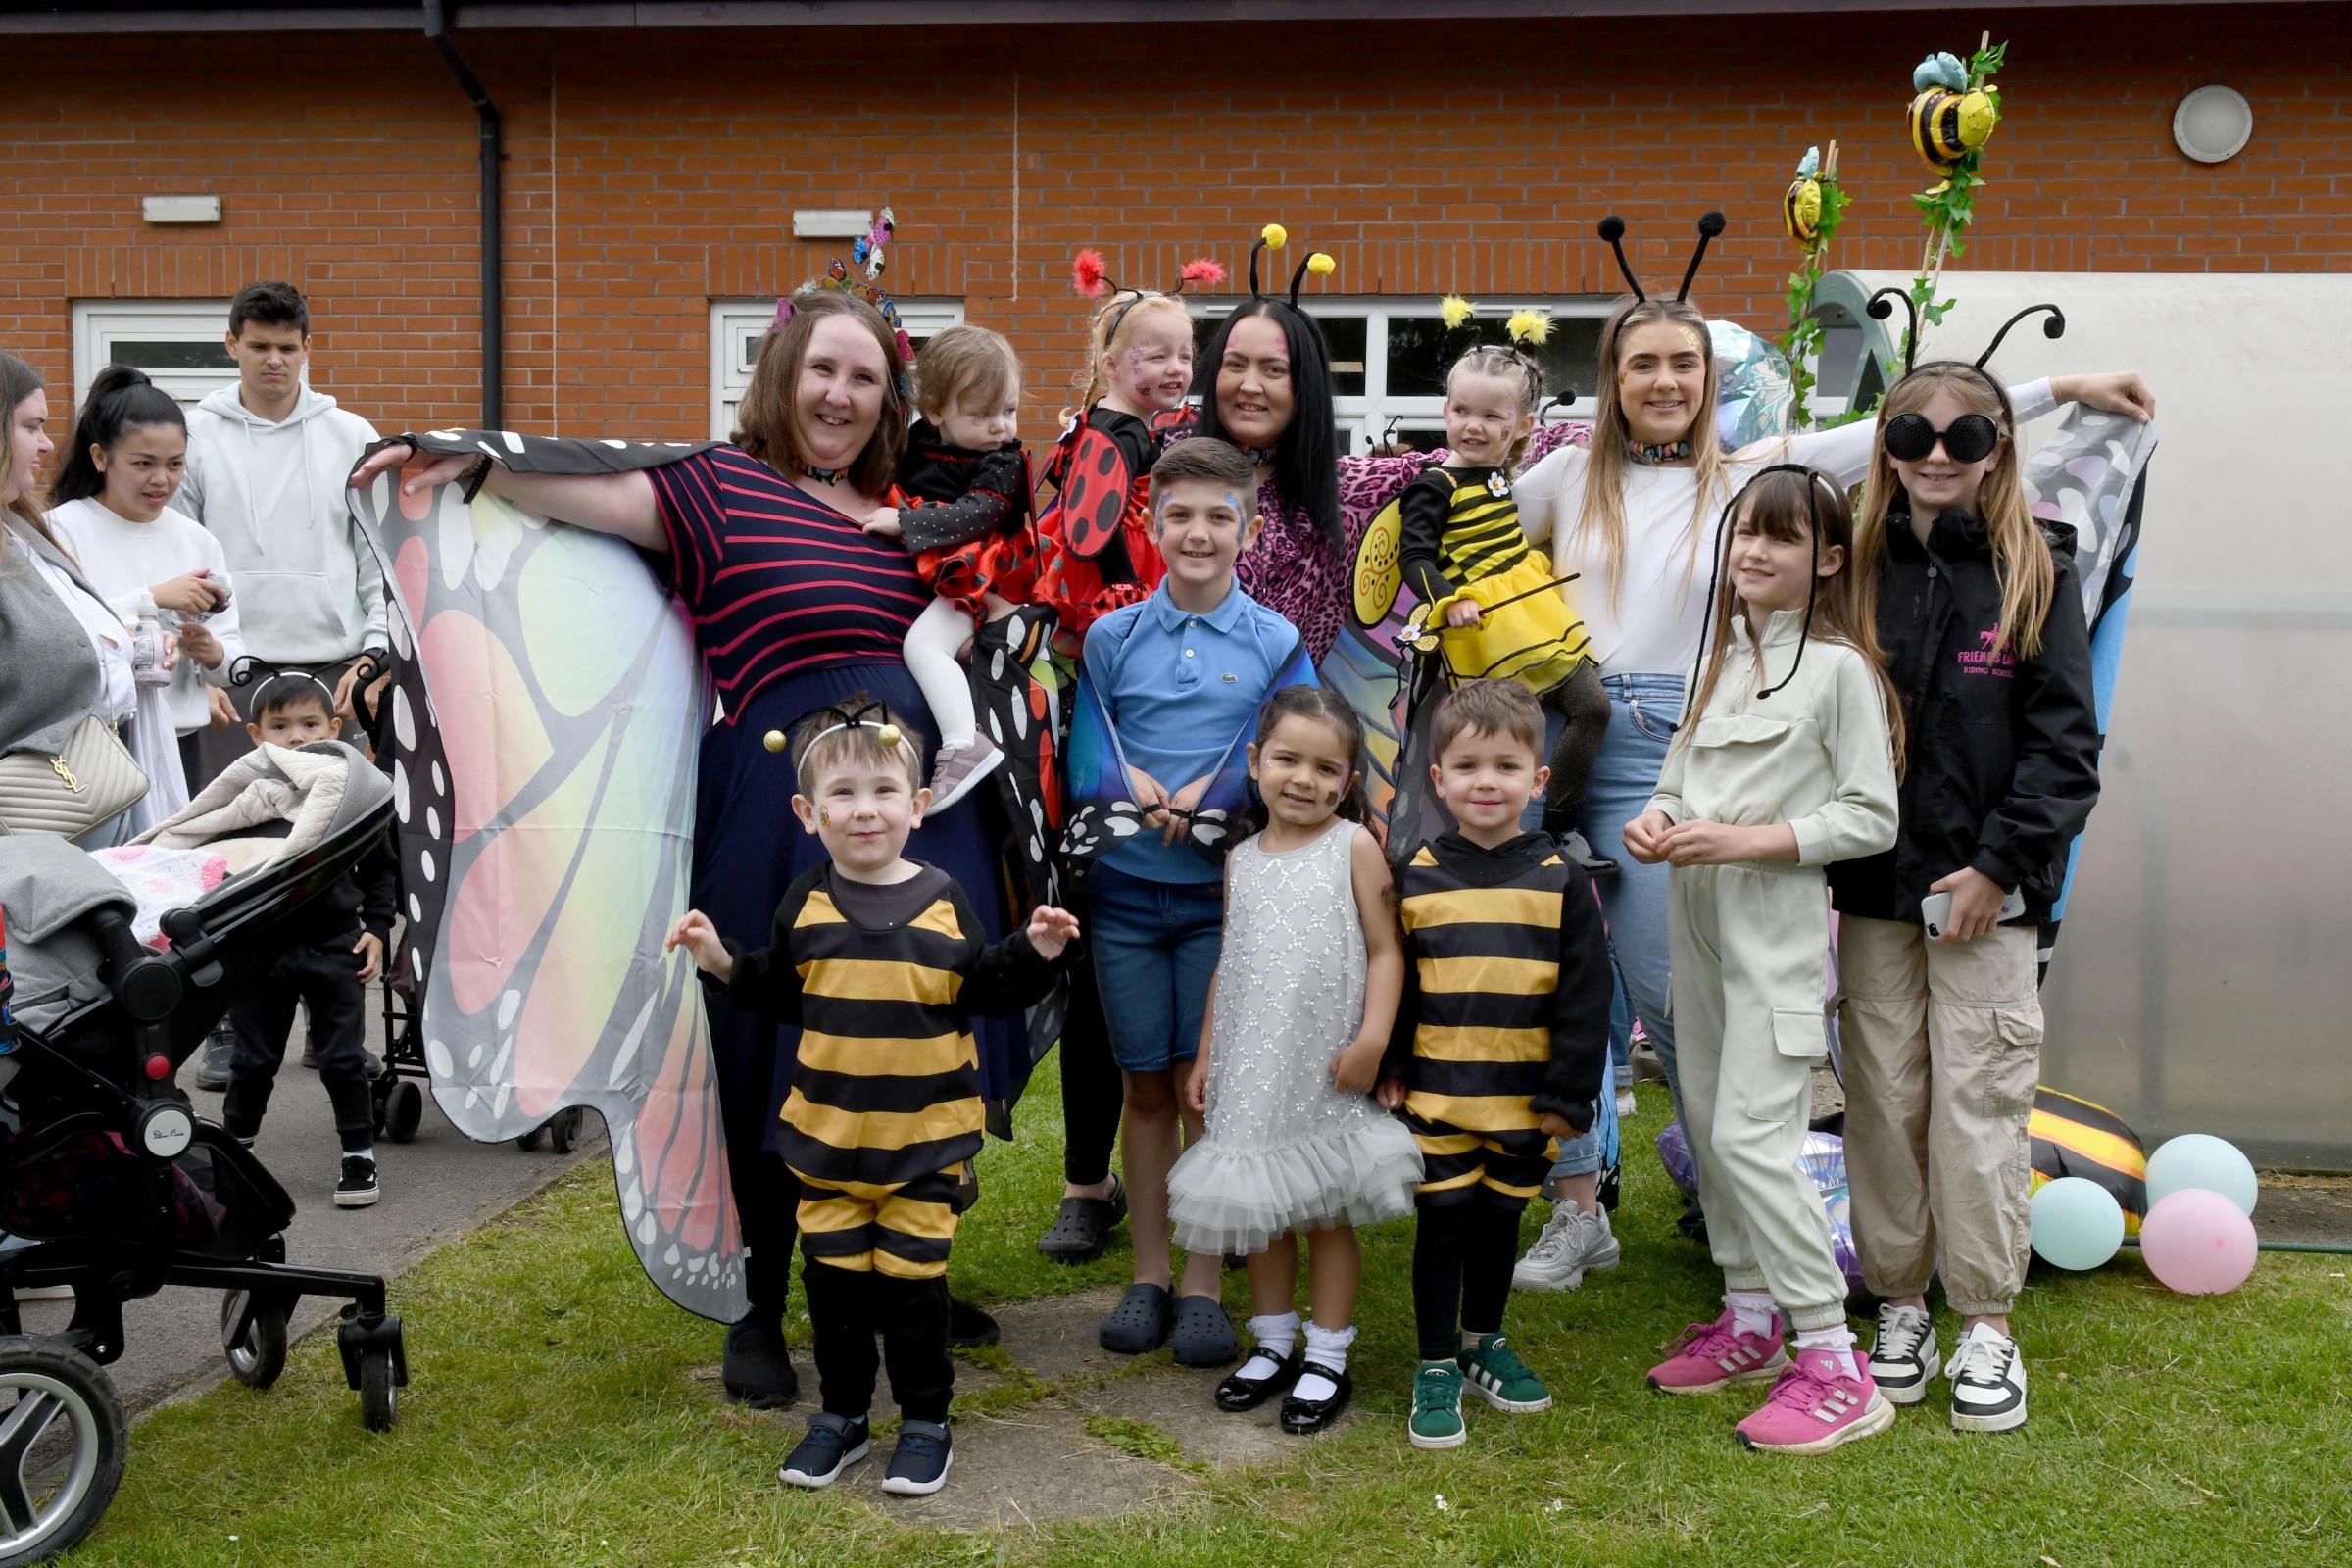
2029, 1086, 2148, 1237
1908, 87, 1997, 170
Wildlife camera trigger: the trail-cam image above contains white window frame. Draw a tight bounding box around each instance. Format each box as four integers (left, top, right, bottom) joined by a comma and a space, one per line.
72, 300, 241, 411
709, 299, 965, 440
1186, 296, 1615, 454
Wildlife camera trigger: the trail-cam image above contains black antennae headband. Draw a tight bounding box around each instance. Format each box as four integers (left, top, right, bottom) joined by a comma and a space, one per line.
1596, 211, 1728, 306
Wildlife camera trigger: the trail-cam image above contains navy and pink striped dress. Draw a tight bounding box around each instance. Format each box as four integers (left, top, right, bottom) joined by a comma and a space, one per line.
643, 445, 1026, 1179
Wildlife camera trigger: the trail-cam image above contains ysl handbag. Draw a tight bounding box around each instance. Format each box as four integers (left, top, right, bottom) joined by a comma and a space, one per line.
0, 715, 150, 838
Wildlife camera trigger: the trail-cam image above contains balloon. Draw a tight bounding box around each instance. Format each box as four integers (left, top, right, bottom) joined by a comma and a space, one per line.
2030, 1176, 2126, 1270
2144, 1133, 2259, 1216
2139, 1189, 2259, 1296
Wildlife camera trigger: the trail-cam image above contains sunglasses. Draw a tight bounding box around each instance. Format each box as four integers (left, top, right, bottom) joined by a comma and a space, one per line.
1884, 411, 2002, 465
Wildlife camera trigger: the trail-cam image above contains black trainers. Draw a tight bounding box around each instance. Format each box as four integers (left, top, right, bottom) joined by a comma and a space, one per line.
722, 1316, 801, 1408
778, 1412, 869, 1489
334, 1155, 380, 1208
880, 1418, 954, 1495
193, 1026, 235, 1092
948, 1296, 1001, 1349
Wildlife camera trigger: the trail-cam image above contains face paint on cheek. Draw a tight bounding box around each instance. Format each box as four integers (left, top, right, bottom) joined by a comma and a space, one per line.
818, 807, 831, 828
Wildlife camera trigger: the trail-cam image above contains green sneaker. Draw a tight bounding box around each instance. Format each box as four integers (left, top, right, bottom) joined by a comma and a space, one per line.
1460, 1332, 1552, 1412
1408, 1359, 1466, 1449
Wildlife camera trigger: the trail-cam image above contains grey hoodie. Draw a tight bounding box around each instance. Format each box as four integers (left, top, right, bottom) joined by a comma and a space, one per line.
179, 384, 385, 665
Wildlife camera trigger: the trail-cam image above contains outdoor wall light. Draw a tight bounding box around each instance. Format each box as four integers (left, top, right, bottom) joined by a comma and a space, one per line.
2172, 85, 2253, 165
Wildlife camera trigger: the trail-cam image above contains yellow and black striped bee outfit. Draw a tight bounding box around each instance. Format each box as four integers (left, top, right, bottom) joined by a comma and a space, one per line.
1398, 465, 1591, 694
1384, 831, 1613, 1361
722, 860, 1055, 1425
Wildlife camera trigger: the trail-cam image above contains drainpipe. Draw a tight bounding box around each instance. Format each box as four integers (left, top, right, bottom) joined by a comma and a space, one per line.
423, 0, 503, 429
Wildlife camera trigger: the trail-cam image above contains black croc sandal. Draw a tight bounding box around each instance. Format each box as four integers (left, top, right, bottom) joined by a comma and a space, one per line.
1279, 1365, 1354, 1435
1215, 1346, 1303, 1411
1099, 1282, 1173, 1354
1037, 1178, 1128, 1265
1169, 1294, 1242, 1368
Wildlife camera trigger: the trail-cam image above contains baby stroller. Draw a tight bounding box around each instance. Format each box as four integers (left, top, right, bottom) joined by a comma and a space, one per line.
342, 653, 583, 1156
0, 739, 409, 1565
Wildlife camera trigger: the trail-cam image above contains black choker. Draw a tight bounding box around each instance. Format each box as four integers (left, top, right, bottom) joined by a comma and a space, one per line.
1241, 444, 1278, 466
800, 464, 848, 483
1628, 439, 1693, 465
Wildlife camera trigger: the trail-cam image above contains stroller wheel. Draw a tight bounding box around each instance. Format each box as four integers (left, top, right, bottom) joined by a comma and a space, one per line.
386, 1081, 425, 1146
0, 1334, 127, 1566
357, 1349, 398, 1433
220, 1293, 290, 1390
547, 1107, 585, 1155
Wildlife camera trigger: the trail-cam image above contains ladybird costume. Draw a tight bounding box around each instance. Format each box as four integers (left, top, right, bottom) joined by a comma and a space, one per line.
896, 419, 1041, 621
1034, 403, 1168, 647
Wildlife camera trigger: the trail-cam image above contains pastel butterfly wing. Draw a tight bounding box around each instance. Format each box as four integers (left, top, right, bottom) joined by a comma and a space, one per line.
353, 447, 745, 1323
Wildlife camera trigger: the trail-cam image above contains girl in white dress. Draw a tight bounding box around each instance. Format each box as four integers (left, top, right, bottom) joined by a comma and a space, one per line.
1169, 685, 1421, 1434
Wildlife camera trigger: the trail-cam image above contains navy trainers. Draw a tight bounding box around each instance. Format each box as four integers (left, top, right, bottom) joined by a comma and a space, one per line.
880, 1418, 954, 1495
777, 1412, 870, 1489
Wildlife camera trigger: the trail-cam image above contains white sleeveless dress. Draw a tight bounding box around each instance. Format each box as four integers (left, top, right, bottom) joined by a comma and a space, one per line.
1167, 818, 1423, 1254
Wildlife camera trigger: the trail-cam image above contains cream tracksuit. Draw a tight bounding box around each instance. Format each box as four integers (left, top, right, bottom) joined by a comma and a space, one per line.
1648, 611, 1898, 1332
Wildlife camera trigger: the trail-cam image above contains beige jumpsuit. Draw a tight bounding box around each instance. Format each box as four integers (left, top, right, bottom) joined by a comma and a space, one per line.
1648, 612, 1898, 1332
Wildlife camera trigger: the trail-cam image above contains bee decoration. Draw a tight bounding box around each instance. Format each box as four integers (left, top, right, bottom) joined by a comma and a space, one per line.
1910, 81, 1998, 171
1784, 145, 1826, 245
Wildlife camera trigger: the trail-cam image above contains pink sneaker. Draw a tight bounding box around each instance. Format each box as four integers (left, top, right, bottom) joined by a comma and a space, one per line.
1735, 1348, 1895, 1453
1646, 1309, 1789, 1396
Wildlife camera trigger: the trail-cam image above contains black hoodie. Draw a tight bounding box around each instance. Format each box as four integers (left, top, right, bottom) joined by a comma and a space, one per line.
1828, 505, 2102, 927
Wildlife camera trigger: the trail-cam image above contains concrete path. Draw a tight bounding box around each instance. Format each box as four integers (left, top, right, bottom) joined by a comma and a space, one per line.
13, 1002, 599, 1413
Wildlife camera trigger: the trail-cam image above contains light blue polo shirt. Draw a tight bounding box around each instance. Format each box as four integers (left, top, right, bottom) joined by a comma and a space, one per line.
1083, 579, 1303, 885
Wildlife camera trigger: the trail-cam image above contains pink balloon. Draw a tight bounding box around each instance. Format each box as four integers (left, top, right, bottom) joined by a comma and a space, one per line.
2140, 1189, 2259, 1296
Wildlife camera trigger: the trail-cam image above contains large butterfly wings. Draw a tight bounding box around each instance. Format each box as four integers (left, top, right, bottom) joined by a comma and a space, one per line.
1353, 493, 1407, 628
350, 456, 746, 1323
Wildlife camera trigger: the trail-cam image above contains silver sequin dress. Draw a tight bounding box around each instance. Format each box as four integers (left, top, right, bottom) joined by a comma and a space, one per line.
1166, 819, 1423, 1255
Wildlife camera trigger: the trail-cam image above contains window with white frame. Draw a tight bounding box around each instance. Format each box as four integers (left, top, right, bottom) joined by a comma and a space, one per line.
73, 301, 239, 411
1186, 297, 1615, 454
710, 299, 965, 440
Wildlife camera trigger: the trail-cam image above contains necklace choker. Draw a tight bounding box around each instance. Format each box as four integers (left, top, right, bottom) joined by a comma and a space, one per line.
1628, 438, 1693, 465
1241, 444, 1278, 466
800, 464, 848, 484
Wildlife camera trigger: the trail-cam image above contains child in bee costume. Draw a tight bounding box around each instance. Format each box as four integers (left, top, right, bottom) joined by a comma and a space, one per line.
1373, 331, 1611, 867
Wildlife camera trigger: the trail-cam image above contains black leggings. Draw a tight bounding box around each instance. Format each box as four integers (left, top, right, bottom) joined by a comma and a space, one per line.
1411, 1200, 1525, 1361
804, 1262, 953, 1424
1541, 661, 1610, 825
1056, 924, 1123, 1188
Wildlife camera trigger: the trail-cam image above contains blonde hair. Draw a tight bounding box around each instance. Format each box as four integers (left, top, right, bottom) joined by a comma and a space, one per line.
791, 695, 926, 793
1446, 345, 1544, 468
1066, 291, 1192, 421
733, 291, 909, 496
1855, 364, 2054, 659
1571, 297, 1730, 612
913, 324, 1021, 423
1683, 468, 1903, 768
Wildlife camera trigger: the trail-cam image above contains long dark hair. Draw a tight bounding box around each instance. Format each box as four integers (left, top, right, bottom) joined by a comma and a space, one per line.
2, 351, 58, 554
1242, 684, 1370, 835
53, 366, 186, 506
1191, 300, 1343, 551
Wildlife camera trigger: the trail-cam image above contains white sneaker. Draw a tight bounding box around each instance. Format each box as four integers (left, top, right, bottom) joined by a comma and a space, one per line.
1615, 1088, 1639, 1119
1867, 1302, 1937, 1406
1945, 1323, 2027, 1432
1511, 1202, 1622, 1292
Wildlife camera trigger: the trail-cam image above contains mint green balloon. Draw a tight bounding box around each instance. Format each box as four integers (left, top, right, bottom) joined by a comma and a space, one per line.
2031, 1176, 2126, 1270
2144, 1134, 2259, 1217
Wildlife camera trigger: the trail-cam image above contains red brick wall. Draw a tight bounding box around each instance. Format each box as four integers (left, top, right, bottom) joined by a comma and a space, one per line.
3, 5, 2341, 442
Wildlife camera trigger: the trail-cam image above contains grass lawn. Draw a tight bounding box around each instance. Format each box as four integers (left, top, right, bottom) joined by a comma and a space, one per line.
69, 1079, 2352, 1567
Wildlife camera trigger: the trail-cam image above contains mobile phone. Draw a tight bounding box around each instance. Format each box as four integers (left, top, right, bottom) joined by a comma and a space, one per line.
1921, 887, 2026, 939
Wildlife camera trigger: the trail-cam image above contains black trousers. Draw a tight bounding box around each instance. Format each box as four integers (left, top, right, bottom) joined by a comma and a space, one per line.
1411, 1198, 1525, 1361
1056, 945, 1122, 1187
803, 1261, 953, 1425
1542, 660, 1611, 820
222, 935, 375, 1154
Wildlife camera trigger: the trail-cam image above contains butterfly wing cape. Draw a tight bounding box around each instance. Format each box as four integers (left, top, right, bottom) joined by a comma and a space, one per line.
350, 430, 746, 1322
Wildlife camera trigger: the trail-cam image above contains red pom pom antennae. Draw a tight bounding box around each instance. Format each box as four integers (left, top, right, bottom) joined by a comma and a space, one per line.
1178, 256, 1228, 290
1072, 248, 1110, 298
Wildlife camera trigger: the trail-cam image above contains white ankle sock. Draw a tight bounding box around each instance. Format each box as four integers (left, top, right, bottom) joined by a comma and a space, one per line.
1725, 1290, 1777, 1339
1241, 1311, 1299, 1378
1295, 1322, 1355, 1402
1795, 1324, 1859, 1364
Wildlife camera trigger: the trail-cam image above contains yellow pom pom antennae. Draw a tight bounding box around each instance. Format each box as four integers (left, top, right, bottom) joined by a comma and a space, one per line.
1306, 252, 1335, 277
762, 729, 787, 754
1260, 222, 1288, 251
1506, 308, 1553, 346
876, 723, 903, 748
1439, 294, 1476, 330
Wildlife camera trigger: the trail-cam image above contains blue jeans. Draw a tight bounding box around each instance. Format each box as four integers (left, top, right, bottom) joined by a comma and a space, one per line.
1087, 860, 1224, 1073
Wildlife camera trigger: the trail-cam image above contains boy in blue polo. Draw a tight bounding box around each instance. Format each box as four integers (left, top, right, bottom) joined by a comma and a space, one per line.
1062, 436, 1315, 1367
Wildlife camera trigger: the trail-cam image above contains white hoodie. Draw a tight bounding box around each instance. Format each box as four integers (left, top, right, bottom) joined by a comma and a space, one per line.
179, 384, 385, 665
48, 497, 249, 736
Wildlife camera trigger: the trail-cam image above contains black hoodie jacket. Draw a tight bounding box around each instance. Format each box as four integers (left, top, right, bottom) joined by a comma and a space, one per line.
1828, 506, 2102, 927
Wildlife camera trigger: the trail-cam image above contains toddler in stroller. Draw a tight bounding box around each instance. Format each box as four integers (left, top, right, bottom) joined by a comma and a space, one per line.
0, 736, 409, 1564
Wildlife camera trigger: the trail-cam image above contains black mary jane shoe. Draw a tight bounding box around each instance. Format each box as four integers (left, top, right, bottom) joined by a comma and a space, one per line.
1214, 1347, 1303, 1412
1279, 1364, 1354, 1435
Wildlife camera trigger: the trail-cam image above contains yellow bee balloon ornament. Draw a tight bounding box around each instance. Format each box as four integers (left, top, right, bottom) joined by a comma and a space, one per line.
1784, 145, 1826, 244
1909, 86, 1998, 169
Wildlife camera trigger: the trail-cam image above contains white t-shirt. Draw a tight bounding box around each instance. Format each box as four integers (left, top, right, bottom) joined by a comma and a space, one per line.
49, 498, 248, 736
1518, 379, 2058, 680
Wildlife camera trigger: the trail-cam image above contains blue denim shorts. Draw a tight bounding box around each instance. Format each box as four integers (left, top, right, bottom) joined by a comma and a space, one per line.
1086, 859, 1224, 1074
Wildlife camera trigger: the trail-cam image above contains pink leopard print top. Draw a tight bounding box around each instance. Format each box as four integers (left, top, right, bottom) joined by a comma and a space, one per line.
1235, 421, 1592, 662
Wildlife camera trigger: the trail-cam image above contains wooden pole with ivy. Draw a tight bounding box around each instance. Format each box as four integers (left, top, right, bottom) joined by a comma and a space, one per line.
1779, 139, 1849, 429
1905, 34, 2007, 364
